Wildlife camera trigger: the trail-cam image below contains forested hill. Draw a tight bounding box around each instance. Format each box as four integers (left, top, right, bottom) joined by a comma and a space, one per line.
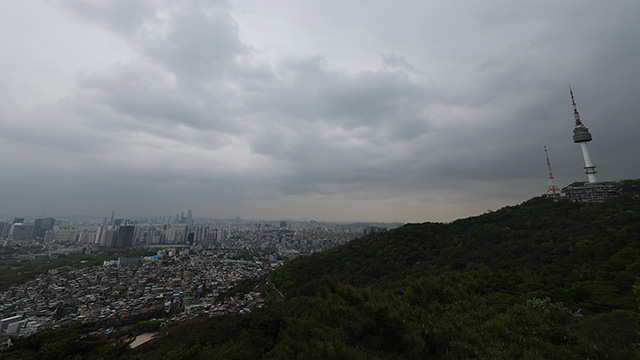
271, 181, 640, 311
4, 180, 640, 359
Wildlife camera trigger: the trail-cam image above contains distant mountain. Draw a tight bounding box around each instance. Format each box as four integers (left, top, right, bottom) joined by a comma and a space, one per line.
4, 179, 640, 359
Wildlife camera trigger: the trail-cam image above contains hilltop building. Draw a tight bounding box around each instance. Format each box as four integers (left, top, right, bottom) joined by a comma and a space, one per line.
563, 182, 621, 202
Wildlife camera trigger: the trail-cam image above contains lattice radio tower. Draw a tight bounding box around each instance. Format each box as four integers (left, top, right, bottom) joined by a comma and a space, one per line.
544, 145, 560, 197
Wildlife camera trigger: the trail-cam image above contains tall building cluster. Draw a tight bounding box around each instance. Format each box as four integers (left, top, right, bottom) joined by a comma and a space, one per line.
0, 218, 55, 241
171, 210, 194, 225
0, 210, 198, 248
91, 209, 201, 248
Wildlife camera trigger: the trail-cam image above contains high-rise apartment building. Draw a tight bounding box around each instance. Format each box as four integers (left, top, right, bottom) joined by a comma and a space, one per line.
54, 227, 77, 243
32, 218, 55, 239
0, 222, 9, 238
114, 225, 136, 248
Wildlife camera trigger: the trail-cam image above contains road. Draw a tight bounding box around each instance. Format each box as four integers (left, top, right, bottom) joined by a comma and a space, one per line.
265, 275, 284, 301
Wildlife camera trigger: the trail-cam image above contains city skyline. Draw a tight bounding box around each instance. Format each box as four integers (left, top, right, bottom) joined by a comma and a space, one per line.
1, 1, 640, 222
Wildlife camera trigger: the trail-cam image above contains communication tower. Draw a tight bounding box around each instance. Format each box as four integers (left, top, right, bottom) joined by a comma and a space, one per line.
563, 86, 621, 202
544, 145, 560, 197
570, 86, 597, 183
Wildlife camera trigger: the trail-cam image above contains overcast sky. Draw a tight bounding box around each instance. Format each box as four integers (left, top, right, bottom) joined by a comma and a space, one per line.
1, 0, 639, 223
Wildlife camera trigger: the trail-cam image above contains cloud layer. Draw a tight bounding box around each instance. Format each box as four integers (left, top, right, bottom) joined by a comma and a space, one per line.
1, 0, 639, 222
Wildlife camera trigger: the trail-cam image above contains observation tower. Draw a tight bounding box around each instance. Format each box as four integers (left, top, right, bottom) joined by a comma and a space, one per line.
563, 86, 620, 202
570, 86, 597, 183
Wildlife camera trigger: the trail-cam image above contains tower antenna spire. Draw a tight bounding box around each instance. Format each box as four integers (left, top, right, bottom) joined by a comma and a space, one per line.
569, 85, 582, 126
544, 145, 560, 197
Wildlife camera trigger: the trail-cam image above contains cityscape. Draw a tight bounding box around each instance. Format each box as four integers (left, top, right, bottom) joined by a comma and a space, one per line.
0, 211, 396, 252
0, 211, 399, 341
1, 0, 639, 356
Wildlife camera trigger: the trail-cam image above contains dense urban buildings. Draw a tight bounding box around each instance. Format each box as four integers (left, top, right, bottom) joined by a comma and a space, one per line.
0, 251, 275, 337
0, 212, 398, 256
0, 211, 400, 338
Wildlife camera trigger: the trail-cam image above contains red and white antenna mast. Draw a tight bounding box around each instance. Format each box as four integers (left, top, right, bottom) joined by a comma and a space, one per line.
570, 86, 582, 126
545, 145, 560, 197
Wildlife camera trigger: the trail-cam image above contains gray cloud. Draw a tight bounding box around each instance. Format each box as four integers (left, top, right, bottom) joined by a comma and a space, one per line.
381, 54, 417, 72
57, 0, 158, 37
1, 0, 639, 222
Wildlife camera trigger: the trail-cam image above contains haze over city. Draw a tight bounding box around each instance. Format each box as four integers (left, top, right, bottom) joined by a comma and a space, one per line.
1, 0, 639, 222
